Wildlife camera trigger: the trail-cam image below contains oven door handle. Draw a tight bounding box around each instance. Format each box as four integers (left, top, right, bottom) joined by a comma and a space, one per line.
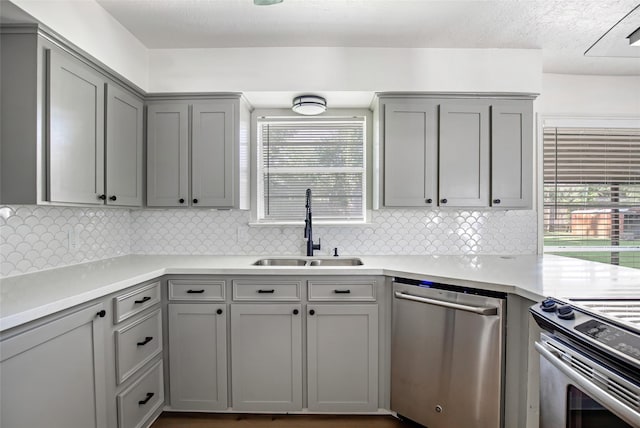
394, 291, 498, 316
535, 341, 640, 427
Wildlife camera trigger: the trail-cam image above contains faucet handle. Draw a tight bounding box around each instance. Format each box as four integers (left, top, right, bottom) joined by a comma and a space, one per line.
333, 247, 339, 257
313, 238, 321, 251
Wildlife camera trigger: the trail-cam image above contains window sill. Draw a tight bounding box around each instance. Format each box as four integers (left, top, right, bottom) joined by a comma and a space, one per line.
248, 221, 373, 228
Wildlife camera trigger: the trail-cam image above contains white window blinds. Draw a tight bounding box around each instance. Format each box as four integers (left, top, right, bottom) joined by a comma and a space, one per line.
257, 118, 366, 223
543, 127, 640, 268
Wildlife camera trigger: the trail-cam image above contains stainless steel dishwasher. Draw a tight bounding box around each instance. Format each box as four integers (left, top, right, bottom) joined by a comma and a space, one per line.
391, 279, 506, 428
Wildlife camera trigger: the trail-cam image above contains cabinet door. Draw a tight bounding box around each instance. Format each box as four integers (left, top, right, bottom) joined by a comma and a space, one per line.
105, 84, 143, 207
439, 103, 490, 207
147, 103, 189, 207
307, 305, 378, 412
383, 101, 438, 207
48, 50, 105, 204
0, 303, 107, 428
192, 102, 234, 207
168, 303, 228, 411
230, 304, 302, 411
491, 101, 533, 208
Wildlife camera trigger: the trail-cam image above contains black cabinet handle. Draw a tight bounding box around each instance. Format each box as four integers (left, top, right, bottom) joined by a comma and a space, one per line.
257, 289, 275, 294
179, 198, 185, 204
426, 198, 433, 204
493, 199, 501, 204
217, 308, 223, 315
137, 336, 153, 346
134, 296, 151, 304
98, 194, 106, 200
440, 198, 448, 204
109, 195, 117, 201
138, 392, 154, 405
96, 310, 106, 318
309, 309, 315, 316
334, 289, 351, 294
293, 309, 299, 315
193, 198, 199, 204
187, 289, 205, 294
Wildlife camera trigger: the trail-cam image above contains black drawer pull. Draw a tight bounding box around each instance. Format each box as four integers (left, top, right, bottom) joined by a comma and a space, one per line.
137, 336, 153, 346
96, 310, 106, 318
217, 309, 223, 315
334, 289, 351, 294
138, 392, 154, 405
493, 199, 501, 204
293, 309, 299, 315
187, 289, 205, 294
257, 289, 275, 294
134, 296, 151, 304
441, 198, 448, 204
309, 309, 316, 316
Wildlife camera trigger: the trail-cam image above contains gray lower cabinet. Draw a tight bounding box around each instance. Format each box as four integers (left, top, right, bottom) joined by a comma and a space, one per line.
0, 302, 108, 428
307, 304, 379, 412
168, 303, 228, 410
146, 97, 250, 209
230, 304, 303, 411
376, 94, 535, 209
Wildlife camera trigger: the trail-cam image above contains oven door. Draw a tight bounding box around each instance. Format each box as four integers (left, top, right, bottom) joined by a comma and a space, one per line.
536, 334, 640, 428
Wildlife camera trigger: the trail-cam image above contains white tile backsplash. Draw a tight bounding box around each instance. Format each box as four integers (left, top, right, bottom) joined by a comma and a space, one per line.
1, 205, 537, 278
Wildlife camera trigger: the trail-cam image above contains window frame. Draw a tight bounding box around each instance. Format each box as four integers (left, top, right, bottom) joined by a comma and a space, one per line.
537, 115, 640, 266
250, 108, 373, 226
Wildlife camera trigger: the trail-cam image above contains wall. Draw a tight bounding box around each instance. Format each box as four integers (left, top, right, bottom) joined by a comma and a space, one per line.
0, 205, 537, 278
7, 0, 149, 90
538, 73, 640, 116
148, 47, 542, 94
0, 205, 131, 277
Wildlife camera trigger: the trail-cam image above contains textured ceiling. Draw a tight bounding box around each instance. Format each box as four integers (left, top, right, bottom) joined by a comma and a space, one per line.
97, 0, 640, 75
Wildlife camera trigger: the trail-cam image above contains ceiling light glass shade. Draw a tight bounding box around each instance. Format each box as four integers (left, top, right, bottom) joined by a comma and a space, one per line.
629, 27, 640, 46
254, 0, 283, 5
292, 95, 327, 115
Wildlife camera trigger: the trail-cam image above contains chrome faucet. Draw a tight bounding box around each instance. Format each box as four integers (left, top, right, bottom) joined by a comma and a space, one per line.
304, 188, 321, 256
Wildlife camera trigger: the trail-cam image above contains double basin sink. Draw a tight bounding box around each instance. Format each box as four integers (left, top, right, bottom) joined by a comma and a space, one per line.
253, 257, 363, 267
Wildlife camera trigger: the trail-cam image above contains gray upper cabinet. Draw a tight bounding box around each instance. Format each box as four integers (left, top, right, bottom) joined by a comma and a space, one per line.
491, 101, 533, 208
106, 84, 144, 207
0, 302, 108, 428
0, 28, 145, 207
438, 102, 491, 207
48, 49, 106, 205
192, 102, 234, 207
146, 103, 190, 207
376, 94, 535, 209
146, 97, 250, 209
382, 101, 438, 207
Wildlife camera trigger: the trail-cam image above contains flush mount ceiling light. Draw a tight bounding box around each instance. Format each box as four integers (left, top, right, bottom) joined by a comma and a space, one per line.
628, 27, 640, 46
254, 0, 283, 5
292, 95, 327, 115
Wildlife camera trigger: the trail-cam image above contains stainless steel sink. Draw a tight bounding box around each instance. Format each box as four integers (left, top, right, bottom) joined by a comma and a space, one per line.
252, 257, 363, 267
308, 258, 363, 266
252, 258, 308, 266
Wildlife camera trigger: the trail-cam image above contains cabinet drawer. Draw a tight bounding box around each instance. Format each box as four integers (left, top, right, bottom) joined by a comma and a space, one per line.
168, 279, 225, 301
115, 309, 162, 384
117, 360, 164, 428
113, 281, 161, 324
308, 279, 377, 301
232, 279, 301, 301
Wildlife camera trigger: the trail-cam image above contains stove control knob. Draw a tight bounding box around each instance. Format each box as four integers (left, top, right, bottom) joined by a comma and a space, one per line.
540, 298, 557, 312
557, 305, 575, 320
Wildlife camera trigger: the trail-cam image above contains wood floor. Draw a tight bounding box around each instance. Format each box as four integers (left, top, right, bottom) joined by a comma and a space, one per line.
150, 413, 416, 428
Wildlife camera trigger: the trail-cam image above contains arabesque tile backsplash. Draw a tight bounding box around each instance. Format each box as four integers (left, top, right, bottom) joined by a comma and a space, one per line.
1, 205, 537, 277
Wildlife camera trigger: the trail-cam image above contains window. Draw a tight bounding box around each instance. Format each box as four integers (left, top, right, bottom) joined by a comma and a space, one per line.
543, 126, 640, 269
256, 116, 366, 224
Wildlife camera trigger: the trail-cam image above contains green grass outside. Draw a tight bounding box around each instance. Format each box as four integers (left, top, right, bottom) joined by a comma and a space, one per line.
544, 233, 640, 269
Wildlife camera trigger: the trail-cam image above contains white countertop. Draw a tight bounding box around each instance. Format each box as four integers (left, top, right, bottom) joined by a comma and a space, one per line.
1, 254, 639, 332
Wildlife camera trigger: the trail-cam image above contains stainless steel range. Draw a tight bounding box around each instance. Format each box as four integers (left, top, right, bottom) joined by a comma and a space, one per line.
530, 298, 640, 428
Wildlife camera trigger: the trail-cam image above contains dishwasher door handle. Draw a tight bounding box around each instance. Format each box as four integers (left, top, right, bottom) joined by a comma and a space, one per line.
394, 291, 498, 316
